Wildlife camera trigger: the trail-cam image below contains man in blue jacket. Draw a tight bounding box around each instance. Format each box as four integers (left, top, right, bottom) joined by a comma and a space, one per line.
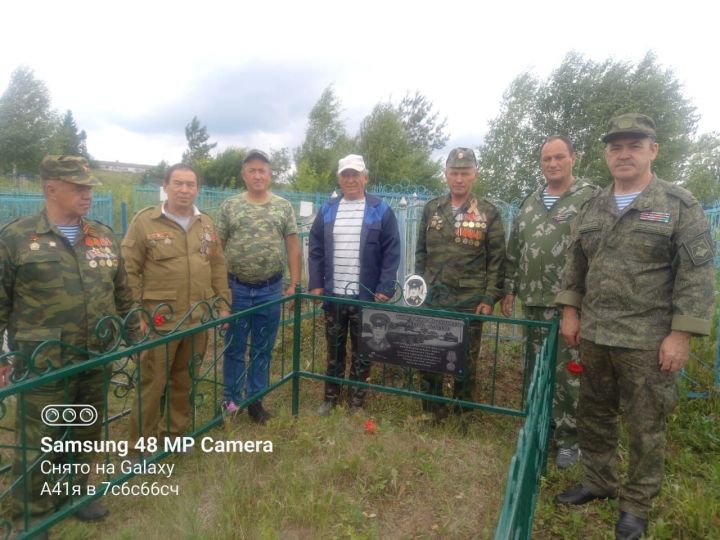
309, 154, 401, 415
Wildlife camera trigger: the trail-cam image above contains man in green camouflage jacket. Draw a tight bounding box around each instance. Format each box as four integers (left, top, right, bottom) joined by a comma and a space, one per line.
0, 156, 137, 526
502, 136, 599, 469
555, 114, 714, 540
415, 147, 505, 417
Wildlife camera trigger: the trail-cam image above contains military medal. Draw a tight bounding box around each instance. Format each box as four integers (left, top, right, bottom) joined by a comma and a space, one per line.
99, 259, 106, 267
454, 237, 461, 243
639, 211, 671, 223
89, 260, 98, 268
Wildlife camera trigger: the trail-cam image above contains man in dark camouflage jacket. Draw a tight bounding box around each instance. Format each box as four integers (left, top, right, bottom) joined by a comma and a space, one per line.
0, 156, 137, 526
415, 148, 505, 417
555, 115, 714, 540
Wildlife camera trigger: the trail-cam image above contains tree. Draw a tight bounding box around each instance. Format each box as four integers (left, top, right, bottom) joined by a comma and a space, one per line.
398, 91, 449, 154
0, 66, 59, 176
200, 148, 245, 188
477, 52, 698, 202
182, 116, 216, 165
51, 110, 89, 159
357, 103, 442, 190
681, 132, 720, 206
293, 86, 353, 192
142, 160, 168, 185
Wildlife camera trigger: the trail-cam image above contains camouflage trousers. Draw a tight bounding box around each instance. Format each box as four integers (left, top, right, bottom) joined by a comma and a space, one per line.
524, 306, 580, 449
129, 331, 207, 454
12, 366, 108, 515
322, 301, 370, 406
578, 339, 678, 518
421, 318, 482, 413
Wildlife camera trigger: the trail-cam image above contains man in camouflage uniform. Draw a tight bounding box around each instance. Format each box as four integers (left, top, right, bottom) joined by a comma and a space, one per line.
415, 148, 505, 417
122, 163, 230, 457
0, 156, 137, 528
555, 114, 714, 540
502, 136, 599, 468
217, 149, 301, 424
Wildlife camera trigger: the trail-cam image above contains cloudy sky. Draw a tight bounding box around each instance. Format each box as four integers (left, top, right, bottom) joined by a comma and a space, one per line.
1, 0, 717, 165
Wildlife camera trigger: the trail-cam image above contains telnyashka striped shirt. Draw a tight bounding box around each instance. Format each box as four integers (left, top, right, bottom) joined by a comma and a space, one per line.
57, 224, 81, 245
333, 198, 365, 295
542, 188, 561, 210
615, 192, 641, 212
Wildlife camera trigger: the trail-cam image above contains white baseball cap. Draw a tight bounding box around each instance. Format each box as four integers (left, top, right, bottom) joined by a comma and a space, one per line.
338, 154, 366, 174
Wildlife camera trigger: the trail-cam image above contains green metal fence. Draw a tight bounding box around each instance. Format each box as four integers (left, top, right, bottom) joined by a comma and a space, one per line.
0, 293, 556, 539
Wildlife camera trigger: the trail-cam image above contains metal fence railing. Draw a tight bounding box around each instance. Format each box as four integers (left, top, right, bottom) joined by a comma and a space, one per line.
0, 292, 556, 539
0, 191, 114, 230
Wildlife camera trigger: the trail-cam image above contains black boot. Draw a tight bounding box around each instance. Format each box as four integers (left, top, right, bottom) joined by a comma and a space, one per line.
248, 401, 272, 424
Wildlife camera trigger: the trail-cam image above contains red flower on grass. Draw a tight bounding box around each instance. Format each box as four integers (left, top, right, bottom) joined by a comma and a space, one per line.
153, 314, 165, 327
567, 361, 583, 375
364, 419, 377, 434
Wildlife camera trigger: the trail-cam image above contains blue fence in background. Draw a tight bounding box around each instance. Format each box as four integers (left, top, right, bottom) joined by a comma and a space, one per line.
0, 190, 114, 229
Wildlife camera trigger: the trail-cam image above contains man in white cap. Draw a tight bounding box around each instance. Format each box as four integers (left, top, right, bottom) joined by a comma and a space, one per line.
309, 154, 401, 415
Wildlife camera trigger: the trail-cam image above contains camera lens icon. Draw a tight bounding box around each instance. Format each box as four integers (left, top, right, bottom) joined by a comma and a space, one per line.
41, 404, 98, 427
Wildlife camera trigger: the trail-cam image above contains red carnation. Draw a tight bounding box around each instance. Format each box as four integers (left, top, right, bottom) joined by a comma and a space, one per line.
567, 361, 583, 375
364, 419, 377, 434
153, 314, 165, 327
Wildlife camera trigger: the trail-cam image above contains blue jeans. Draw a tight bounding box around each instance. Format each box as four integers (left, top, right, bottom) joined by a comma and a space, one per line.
223, 277, 282, 403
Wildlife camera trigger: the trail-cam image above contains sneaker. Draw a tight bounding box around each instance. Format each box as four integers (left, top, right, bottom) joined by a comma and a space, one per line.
556, 447, 580, 469
223, 401, 239, 415
316, 401, 335, 416
76, 500, 108, 522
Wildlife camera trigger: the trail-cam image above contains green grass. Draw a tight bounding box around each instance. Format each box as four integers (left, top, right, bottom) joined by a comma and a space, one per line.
49, 383, 521, 540
533, 392, 720, 540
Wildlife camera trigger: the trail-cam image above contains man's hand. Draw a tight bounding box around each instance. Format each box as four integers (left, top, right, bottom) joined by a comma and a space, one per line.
475, 302, 493, 315
659, 331, 691, 372
375, 292, 390, 303
560, 306, 581, 347
310, 288, 324, 305
501, 294, 515, 317
283, 283, 298, 297
218, 309, 231, 331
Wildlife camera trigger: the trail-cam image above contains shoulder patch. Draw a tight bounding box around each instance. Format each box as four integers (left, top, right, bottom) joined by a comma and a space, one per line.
684, 231, 714, 266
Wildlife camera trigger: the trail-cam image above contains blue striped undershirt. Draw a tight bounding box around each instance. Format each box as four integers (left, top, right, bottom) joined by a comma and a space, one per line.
614, 192, 641, 212
56, 224, 81, 245
542, 189, 560, 210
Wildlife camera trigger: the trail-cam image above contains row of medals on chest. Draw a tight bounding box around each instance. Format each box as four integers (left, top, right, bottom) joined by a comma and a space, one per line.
85, 237, 116, 268
28, 235, 116, 269
430, 212, 487, 247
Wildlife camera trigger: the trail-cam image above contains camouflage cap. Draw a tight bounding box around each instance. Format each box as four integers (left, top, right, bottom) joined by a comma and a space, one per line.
446, 147, 478, 168
370, 312, 391, 327
601, 113, 657, 143
40, 155, 101, 186
243, 149, 270, 164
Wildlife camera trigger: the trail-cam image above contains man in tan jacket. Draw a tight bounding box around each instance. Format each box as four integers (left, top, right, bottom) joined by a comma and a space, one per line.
122, 163, 230, 457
